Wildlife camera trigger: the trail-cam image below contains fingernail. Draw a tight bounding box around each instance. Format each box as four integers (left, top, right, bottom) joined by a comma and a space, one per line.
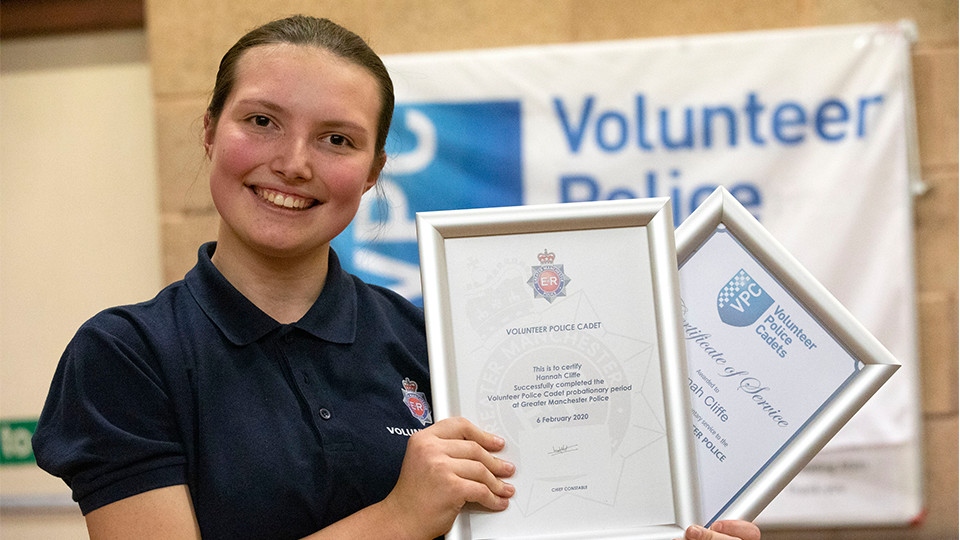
686, 525, 704, 539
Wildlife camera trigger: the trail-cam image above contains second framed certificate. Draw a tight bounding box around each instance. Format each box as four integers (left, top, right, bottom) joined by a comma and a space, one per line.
417, 199, 699, 539
675, 187, 900, 525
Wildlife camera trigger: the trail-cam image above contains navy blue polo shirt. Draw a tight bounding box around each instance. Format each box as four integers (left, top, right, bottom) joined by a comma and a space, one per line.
34, 242, 433, 539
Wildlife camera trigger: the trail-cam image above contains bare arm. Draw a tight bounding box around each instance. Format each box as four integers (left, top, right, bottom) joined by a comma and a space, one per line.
84, 484, 201, 540
82, 482, 408, 540
84, 417, 514, 540
82, 430, 754, 540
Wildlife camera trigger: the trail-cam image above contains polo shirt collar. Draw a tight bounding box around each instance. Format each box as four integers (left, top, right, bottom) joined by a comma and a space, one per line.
185, 242, 357, 346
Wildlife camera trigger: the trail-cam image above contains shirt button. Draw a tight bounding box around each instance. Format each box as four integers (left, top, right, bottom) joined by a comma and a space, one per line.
318, 408, 332, 420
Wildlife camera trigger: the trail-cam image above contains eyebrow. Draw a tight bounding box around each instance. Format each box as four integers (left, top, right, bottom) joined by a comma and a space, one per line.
233, 98, 292, 119
235, 98, 371, 134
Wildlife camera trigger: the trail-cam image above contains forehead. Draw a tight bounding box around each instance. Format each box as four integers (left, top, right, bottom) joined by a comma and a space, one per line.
229, 43, 381, 122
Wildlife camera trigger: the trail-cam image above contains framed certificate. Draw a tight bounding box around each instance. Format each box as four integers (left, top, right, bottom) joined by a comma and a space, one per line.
417, 199, 700, 539
675, 187, 900, 525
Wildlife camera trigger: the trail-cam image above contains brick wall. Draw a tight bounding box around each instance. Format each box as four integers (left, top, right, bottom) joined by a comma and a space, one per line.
145, 1, 958, 537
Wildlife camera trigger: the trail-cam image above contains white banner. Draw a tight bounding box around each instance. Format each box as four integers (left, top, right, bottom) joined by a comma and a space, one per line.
333, 22, 923, 526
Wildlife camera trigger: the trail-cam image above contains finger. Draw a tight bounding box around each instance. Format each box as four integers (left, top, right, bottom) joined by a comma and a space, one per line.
442, 437, 516, 479
710, 520, 761, 540
448, 451, 516, 499
682, 520, 761, 540
422, 418, 515, 479
428, 417, 506, 452
450, 458, 516, 510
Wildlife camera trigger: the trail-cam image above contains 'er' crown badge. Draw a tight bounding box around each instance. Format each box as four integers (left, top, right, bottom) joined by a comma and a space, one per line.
527, 249, 571, 303
401, 377, 433, 426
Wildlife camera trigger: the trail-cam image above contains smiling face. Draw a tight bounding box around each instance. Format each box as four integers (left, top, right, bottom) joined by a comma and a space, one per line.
203, 43, 384, 263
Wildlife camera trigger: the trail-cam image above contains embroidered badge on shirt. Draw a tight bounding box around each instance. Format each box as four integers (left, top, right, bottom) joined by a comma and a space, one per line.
402, 377, 433, 426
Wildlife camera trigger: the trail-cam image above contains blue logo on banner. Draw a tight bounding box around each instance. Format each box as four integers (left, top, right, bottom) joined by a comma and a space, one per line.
332, 101, 523, 304
717, 269, 774, 327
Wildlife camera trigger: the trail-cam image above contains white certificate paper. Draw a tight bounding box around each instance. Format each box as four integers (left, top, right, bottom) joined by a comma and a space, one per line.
417, 200, 698, 539
445, 228, 671, 536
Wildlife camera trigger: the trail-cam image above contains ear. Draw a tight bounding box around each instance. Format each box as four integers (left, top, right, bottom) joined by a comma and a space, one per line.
363, 151, 387, 194
202, 112, 215, 158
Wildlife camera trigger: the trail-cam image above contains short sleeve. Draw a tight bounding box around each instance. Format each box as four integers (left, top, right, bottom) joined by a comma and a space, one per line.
32, 311, 188, 514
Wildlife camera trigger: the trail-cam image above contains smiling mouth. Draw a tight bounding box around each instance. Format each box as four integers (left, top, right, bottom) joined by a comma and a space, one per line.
253, 186, 317, 210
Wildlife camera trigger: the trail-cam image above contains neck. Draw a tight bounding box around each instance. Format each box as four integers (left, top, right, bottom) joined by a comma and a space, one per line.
211, 230, 330, 324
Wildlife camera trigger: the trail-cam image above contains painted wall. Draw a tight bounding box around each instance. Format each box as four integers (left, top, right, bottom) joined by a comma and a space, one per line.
0, 30, 160, 538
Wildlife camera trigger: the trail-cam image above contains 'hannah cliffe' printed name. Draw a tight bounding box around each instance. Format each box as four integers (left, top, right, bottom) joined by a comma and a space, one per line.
505, 321, 602, 336
684, 320, 790, 428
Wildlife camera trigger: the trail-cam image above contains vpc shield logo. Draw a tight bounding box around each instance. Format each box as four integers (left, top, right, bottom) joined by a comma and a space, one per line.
332, 101, 523, 305
717, 269, 774, 327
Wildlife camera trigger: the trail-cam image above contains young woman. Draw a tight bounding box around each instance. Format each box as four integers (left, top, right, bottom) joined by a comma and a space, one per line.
33, 15, 760, 540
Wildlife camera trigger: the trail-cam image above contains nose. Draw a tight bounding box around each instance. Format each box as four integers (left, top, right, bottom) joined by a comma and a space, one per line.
272, 136, 312, 181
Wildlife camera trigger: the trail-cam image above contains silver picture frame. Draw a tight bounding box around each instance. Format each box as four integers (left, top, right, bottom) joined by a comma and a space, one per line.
675, 186, 901, 524
417, 198, 700, 539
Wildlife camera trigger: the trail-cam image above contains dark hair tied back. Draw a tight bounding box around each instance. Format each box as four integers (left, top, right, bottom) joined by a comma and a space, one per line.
206, 15, 394, 156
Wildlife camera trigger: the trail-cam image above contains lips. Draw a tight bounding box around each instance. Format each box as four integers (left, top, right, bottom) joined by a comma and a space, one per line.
253, 186, 316, 210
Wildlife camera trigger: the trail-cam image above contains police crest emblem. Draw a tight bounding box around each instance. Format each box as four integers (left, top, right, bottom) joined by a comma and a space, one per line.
401, 377, 433, 426
527, 249, 572, 303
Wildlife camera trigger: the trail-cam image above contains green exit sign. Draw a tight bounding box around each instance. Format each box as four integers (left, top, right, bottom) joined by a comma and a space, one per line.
0, 419, 38, 465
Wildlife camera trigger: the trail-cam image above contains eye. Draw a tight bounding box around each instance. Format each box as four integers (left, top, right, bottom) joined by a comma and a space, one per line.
325, 134, 350, 147
249, 115, 272, 127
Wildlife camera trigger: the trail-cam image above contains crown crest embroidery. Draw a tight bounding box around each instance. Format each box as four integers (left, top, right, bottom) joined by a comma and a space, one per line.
401, 377, 433, 426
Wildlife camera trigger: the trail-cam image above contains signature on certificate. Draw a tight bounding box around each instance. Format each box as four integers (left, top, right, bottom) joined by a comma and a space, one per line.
549, 444, 579, 456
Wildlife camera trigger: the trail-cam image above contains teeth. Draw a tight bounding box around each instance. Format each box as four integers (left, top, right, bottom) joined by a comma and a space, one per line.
256, 187, 311, 209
